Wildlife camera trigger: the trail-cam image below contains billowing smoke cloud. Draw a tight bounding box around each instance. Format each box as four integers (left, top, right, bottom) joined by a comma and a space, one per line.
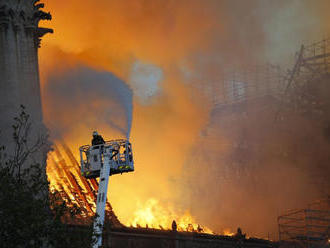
39, 0, 330, 239
43, 66, 133, 140
179, 100, 330, 239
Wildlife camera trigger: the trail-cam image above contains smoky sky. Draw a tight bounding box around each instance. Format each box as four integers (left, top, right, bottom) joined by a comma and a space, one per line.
39, 0, 330, 238
178, 96, 330, 239
43, 66, 133, 139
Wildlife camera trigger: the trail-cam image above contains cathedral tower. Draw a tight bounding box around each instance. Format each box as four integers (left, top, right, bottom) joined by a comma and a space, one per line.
0, 0, 52, 150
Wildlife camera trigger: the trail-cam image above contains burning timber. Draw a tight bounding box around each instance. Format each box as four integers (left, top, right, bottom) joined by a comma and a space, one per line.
47, 141, 122, 226
47, 141, 278, 248
47, 141, 212, 232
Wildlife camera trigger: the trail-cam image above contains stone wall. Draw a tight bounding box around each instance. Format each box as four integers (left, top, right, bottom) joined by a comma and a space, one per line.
0, 0, 52, 159
103, 228, 276, 248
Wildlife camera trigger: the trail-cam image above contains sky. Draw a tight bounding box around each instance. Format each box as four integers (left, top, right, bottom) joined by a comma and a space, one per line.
39, 0, 330, 238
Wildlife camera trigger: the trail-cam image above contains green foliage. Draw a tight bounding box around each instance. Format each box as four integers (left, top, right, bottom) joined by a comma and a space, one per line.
0, 106, 94, 248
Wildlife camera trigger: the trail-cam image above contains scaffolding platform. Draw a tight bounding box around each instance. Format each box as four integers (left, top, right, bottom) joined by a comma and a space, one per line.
278, 198, 330, 248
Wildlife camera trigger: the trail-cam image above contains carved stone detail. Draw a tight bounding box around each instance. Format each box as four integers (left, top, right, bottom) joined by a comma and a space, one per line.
0, 0, 53, 45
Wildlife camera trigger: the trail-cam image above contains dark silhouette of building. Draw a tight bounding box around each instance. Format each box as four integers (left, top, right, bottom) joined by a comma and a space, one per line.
0, 0, 52, 155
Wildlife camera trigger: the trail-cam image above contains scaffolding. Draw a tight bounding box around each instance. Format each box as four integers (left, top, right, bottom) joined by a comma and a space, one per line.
279, 38, 330, 114
207, 38, 330, 110
278, 198, 330, 248
206, 63, 285, 107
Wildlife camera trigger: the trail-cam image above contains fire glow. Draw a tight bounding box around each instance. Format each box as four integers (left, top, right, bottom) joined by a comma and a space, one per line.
46, 141, 216, 234
128, 198, 213, 233
41, 0, 214, 237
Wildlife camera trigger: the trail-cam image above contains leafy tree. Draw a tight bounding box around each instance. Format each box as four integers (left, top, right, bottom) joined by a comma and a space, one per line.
0, 106, 94, 248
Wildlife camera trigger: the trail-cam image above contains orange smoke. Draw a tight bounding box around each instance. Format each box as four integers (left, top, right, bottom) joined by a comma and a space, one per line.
40, 0, 215, 232
39, 0, 223, 78
37, 0, 330, 239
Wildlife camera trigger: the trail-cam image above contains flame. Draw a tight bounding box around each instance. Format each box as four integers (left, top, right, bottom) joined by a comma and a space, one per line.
46, 141, 100, 218
46, 142, 239, 236
223, 229, 235, 236
46, 143, 215, 233
46, 141, 217, 233
127, 198, 213, 233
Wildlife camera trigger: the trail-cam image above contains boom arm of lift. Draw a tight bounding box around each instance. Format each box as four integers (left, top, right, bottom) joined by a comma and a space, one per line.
93, 146, 112, 248
79, 140, 134, 248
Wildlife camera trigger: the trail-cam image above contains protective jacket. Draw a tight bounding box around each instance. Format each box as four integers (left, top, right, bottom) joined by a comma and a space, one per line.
92, 135, 105, 146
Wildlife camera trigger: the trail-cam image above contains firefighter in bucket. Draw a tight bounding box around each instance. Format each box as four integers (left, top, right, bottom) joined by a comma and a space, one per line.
80, 132, 134, 179
91, 131, 105, 146
79, 134, 135, 248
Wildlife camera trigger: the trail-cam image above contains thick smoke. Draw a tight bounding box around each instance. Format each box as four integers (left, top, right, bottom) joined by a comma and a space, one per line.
43, 66, 133, 140
39, 0, 330, 238
179, 97, 330, 239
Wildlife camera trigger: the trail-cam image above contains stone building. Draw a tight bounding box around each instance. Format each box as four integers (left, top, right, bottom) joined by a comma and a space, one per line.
0, 0, 52, 157
69, 224, 276, 248
103, 227, 276, 248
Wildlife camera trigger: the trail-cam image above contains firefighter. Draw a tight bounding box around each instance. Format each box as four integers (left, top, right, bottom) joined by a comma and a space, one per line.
91, 131, 105, 146
234, 227, 246, 239
172, 220, 177, 232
